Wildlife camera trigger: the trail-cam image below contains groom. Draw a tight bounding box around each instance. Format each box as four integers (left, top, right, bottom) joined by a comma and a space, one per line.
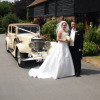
69, 22, 84, 77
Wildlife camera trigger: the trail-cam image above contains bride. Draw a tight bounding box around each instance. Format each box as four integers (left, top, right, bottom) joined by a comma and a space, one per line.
28, 21, 75, 79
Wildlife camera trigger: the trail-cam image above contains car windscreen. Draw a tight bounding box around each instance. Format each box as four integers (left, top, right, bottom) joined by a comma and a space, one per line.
18, 26, 39, 34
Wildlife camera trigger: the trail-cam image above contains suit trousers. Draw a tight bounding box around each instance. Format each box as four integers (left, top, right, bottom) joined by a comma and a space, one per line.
69, 46, 81, 74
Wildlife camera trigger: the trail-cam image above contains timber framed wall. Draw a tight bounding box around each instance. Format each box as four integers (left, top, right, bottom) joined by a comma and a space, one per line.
27, 0, 75, 20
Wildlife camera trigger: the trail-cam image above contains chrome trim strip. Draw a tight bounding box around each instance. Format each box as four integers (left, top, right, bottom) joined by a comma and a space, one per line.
22, 57, 46, 61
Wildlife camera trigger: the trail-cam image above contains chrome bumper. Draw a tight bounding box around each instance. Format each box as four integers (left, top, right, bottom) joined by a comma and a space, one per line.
22, 56, 46, 62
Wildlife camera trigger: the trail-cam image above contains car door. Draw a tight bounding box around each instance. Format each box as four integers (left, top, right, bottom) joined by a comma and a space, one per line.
7, 26, 12, 48
11, 26, 16, 49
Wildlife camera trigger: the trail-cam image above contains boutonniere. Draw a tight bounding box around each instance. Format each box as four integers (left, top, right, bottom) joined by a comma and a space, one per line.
75, 31, 78, 33
75, 31, 79, 35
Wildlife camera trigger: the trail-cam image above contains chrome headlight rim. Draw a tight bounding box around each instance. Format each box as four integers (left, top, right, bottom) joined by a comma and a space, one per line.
45, 41, 51, 47
29, 43, 34, 48
28, 53, 33, 58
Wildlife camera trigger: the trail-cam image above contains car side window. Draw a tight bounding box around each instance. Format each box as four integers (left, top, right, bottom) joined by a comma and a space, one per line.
12, 27, 16, 34
9, 26, 11, 33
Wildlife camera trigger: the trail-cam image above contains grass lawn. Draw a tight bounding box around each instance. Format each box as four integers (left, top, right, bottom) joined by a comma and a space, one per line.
83, 56, 100, 68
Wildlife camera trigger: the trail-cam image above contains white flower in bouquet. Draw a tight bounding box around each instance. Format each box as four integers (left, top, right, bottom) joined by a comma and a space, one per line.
66, 36, 72, 41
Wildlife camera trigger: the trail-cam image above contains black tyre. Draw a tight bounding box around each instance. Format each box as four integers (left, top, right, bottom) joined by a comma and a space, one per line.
16, 50, 25, 67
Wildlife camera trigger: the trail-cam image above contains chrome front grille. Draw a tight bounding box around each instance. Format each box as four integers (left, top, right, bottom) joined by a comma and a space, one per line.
31, 38, 45, 52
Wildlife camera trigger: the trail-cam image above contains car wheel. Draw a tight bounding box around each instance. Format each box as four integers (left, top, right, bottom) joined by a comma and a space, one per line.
6, 41, 10, 53
16, 50, 25, 67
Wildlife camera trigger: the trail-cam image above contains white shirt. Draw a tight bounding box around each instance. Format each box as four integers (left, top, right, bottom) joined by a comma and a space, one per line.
70, 28, 76, 46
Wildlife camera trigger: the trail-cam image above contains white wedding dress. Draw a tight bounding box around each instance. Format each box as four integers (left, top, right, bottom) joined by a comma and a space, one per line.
29, 32, 75, 79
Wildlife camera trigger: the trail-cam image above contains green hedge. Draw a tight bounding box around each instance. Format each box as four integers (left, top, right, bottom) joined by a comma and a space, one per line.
76, 22, 85, 31
41, 19, 58, 40
1, 13, 19, 33
85, 27, 97, 43
33, 17, 46, 27
83, 42, 98, 56
96, 26, 100, 45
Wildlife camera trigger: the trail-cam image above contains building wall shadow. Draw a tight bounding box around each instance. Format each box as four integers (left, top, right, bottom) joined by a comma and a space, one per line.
82, 68, 100, 75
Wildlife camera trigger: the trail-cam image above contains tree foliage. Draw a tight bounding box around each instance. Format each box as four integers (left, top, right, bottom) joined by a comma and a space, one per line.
85, 27, 98, 44
41, 19, 58, 40
0, 1, 12, 17
13, 0, 34, 20
96, 26, 100, 45
83, 42, 98, 56
2, 13, 19, 32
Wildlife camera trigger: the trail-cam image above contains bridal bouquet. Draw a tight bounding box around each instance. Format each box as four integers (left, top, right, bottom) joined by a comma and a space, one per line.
66, 36, 72, 41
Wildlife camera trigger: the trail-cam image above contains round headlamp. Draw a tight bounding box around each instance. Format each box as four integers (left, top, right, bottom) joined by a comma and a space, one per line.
45, 41, 51, 47
29, 43, 34, 48
28, 53, 32, 58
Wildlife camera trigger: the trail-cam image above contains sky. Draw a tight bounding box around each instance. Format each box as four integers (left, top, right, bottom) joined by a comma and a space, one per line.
1, 0, 15, 2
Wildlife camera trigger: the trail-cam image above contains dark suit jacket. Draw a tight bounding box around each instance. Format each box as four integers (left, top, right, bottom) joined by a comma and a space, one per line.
69, 28, 84, 59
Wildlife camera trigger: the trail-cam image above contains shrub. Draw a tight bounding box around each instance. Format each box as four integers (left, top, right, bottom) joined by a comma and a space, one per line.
83, 42, 98, 56
18, 19, 29, 23
0, 1, 12, 17
0, 28, 3, 34
0, 18, 2, 34
41, 19, 58, 40
42, 34, 52, 41
76, 22, 85, 31
1, 13, 19, 33
33, 16, 46, 28
0, 27, 6, 34
84, 27, 97, 43
64, 19, 73, 28
96, 26, 100, 45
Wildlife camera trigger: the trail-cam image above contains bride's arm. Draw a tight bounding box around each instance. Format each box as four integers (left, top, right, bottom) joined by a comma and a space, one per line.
57, 30, 68, 42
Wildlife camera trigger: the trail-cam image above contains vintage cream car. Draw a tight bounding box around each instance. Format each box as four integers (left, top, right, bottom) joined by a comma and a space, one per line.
6, 23, 56, 67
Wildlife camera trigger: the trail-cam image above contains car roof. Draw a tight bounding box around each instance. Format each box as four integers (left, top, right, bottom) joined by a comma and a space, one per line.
8, 23, 39, 27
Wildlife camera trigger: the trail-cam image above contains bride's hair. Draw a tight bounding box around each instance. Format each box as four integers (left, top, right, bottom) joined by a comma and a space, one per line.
56, 21, 70, 34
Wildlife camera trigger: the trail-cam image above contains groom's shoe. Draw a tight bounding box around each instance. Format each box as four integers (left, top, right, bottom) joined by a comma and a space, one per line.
75, 73, 81, 77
